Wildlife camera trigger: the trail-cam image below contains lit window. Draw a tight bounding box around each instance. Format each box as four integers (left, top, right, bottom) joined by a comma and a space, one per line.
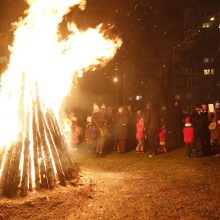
204, 69, 215, 75
204, 69, 209, 75
203, 57, 214, 63
136, 95, 142, 101
202, 22, 212, 28
203, 58, 209, 63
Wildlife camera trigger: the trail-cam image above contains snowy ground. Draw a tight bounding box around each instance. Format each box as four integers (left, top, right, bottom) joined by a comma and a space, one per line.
0, 147, 220, 220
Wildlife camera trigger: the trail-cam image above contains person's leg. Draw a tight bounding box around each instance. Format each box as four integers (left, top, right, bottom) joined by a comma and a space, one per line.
99, 136, 106, 156
163, 145, 167, 153
140, 139, 144, 152
96, 137, 101, 156
119, 139, 126, 153
185, 143, 190, 158
153, 132, 158, 155
148, 131, 158, 156
136, 139, 141, 152
147, 132, 153, 156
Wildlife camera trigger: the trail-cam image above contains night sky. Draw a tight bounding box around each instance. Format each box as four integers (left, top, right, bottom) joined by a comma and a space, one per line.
0, 0, 218, 108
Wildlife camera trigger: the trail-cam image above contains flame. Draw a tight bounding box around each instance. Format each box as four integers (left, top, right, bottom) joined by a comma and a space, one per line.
0, 0, 121, 193
0, 0, 122, 147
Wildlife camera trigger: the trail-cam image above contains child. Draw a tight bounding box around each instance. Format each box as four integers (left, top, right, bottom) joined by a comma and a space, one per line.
159, 125, 167, 153
183, 117, 195, 158
85, 116, 97, 155
71, 117, 82, 155
135, 111, 145, 153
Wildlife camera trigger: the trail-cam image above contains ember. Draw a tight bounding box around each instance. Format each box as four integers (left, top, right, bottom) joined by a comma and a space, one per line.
0, 0, 121, 197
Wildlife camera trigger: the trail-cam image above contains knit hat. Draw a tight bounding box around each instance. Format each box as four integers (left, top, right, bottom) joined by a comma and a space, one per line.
185, 117, 190, 123
71, 116, 77, 122
101, 104, 106, 109
87, 116, 92, 123
93, 103, 100, 112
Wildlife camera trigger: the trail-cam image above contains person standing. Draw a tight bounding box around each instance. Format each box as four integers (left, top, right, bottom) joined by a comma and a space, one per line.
159, 124, 167, 153
135, 110, 145, 153
169, 100, 183, 147
145, 102, 160, 157
208, 114, 220, 157
126, 105, 136, 151
198, 104, 211, 156
114, 107, 128, 153
71, 117, 82, 154
92, 104, 108, 157
183, 117, 195, 158
85, 116, 97, 155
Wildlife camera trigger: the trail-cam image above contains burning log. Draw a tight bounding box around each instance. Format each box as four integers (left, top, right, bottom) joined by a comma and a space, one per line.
46, 110, 79, 180
0, 91, 79, 197
32, 105, 40, 190
3, 140, 23, 198
21, 111, 30, 196
0, 145, 13, 196
36, 95, 56, 189
45, 111, 72, 180
44, 113, 66, 186
37, 132, 49, 189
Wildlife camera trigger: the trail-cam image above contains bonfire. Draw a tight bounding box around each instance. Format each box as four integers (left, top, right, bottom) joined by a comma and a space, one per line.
0, 0, 121, 197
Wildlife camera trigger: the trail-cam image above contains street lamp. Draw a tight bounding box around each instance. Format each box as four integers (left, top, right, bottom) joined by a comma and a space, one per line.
113, 77, 118, 83
113, 77, 119, 105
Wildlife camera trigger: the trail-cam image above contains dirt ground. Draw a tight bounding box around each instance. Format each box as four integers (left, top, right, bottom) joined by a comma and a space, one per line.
0, 147, 220, 220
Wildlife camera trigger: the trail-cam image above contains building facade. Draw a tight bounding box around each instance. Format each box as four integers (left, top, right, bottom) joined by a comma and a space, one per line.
172, 2, 220, 108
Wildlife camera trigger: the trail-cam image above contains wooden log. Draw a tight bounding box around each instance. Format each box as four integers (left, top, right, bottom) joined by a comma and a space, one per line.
46, 110, 74, 180
21, 139, 30, 196
28, 156, 33, 192
37, 132, 48, 189
3, 139, 23, 198
32, 104, 40, 190
36, 97, 56, 189
44, 113, 66, 186
51, 115, 79, 180
0, 145, 14, 196
21, 111, 30, 197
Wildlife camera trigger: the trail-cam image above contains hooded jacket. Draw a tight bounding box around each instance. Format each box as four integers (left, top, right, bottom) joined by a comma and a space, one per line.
183, 122, 194, 143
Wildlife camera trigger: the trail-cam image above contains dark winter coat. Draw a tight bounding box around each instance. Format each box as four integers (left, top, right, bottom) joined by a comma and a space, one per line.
85, 123, 97, 144
114, 113, 128, 140
198, 111, 210, 137
92, 111, 107, 137
145, 109, 160, 133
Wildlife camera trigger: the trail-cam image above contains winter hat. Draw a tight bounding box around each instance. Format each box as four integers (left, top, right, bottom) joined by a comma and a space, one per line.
93, 103, 100, 112
101, 104, 106, 109
185, 117, 190, 123
118, 107, 123, 113
87, 116, 92, 123
72, 116, 77, 122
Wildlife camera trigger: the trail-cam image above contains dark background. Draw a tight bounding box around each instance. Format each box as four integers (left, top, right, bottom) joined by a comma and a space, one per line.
0, 0, 219, 111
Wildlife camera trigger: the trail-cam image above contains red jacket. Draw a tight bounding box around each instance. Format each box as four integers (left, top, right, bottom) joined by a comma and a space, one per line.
136, 118, 144, 140
159, 128, 166, 143
72, 123, 82, 144
183, 123, 194, 143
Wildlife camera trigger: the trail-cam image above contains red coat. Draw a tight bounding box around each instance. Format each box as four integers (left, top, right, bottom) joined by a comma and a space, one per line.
159, 128, 166, 143
183, 124, 194, 143
72, 123, 82, 144
136, 118, 144, 140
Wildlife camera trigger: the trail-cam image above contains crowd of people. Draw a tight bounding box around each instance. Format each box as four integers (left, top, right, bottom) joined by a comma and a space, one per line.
62, 100, 220, 159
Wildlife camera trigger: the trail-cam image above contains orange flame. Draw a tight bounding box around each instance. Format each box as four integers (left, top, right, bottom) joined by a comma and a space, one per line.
0, 0, 122, 147
0, 0, 122, 191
